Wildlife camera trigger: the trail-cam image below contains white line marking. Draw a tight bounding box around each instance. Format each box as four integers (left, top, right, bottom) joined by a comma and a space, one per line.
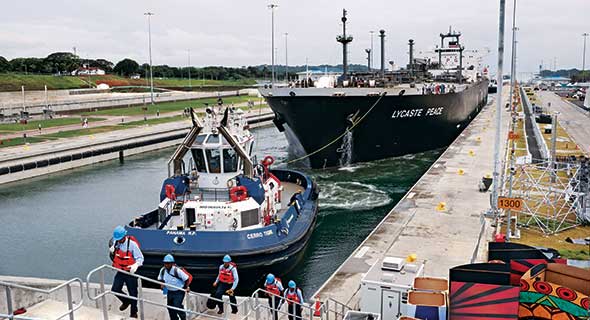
354, 246, 370, 259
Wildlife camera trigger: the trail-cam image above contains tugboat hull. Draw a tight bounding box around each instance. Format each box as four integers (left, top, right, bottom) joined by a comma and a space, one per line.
126, 169, 319, 292
262, 80, 489, 168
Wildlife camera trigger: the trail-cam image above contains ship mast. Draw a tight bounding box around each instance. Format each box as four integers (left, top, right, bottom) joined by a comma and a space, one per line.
336, 9, 353, 82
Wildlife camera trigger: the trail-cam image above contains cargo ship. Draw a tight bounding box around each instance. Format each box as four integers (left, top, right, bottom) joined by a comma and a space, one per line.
260, 10, 489, 168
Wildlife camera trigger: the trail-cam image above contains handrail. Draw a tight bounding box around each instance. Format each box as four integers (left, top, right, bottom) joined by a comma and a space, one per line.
0, 278, 84, 320
250, 288, 324, 320
86, 264, 249, 320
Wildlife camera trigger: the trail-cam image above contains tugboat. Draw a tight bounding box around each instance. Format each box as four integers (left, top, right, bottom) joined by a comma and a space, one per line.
120, 106, 319, 288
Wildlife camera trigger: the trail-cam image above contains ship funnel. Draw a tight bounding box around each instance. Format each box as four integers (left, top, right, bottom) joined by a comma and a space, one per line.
379, 30, 386, 77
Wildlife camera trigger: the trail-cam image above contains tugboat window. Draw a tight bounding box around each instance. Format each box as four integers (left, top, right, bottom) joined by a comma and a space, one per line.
206, 134, 220, 144
191, 149, 208, 173
223, 148, 238, 172
206, 149, 221, 173
195, 134, 207, 145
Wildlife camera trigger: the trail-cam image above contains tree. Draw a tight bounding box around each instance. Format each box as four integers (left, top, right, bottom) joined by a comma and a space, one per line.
44, 52, 80, 74
91, 59, 114, 73
113, 58, 140, 76
0, 56, 9, 73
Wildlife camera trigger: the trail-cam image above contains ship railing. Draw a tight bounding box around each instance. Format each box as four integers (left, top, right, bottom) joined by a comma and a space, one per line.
0, 277, 84, 320
250, 288, 328, 320
86, 264, 250, 320
323, 297, 353, 320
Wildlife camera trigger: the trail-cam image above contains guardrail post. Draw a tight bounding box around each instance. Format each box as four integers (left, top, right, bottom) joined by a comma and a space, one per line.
5, 286, 14, 319
99, 269, 109, 320
66, 284, 74, 320
255, 293, 260, 320
223, 296, 229, 320
137, 278, 145, 320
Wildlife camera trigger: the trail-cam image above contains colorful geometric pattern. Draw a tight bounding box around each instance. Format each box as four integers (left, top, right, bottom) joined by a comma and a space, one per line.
509, 259, 567, 286
449, 281, 520, 319
518, 264, 589, 319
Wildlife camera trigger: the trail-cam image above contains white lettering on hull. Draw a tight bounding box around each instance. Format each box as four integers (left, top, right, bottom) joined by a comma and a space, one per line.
391, 107, 445, 118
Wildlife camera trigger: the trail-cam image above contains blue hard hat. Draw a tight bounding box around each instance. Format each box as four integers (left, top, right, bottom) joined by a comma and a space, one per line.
113, 225, 127, 241
266, 274, 275, 284
288, 280, 296, 289
223, 255, 231, 263
163, 254, 175, 263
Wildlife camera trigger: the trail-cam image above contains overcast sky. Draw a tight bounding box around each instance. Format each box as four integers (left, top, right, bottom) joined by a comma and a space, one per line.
1, 0, 588, 75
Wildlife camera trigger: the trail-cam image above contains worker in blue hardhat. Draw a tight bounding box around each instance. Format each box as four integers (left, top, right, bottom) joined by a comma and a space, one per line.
264, 273, 284, 320
211, 254, 239, 314
283, 280, 304, 320
109, 225, 143, 318
158, 254, 192, 320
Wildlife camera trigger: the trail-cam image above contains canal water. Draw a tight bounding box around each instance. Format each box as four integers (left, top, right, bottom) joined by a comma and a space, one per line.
0, 126, 441, 297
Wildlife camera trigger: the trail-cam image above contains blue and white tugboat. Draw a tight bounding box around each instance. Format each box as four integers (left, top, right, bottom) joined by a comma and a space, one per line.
122, 107, 319, 286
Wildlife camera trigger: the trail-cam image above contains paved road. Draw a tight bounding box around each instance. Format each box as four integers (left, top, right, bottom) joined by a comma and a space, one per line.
538, 91, 590, 155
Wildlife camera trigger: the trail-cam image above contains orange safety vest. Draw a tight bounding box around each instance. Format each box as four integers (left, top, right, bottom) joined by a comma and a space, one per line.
265, 279, 282, 296
112, 236, 139, 272
286, 288, 301, 305
218, 263, 236, 284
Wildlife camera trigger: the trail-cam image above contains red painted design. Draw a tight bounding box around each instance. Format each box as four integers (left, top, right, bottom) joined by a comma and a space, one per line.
532, 281, 553, 295
555, 287, 577, 302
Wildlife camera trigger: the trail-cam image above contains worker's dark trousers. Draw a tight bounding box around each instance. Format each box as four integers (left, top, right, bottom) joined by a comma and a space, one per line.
267, 295, 281, 320
166, 290, 186, 320
213, 282, 238, 313
288, 303, 302, 320
111, 272, 138, 315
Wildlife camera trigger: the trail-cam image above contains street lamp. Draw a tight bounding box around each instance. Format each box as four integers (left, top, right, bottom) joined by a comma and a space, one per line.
583, 33, 589, 81
188, 49, 192, 89
144, 12, 155, 105
268, 4, 278, 86
284, 33, 289, 83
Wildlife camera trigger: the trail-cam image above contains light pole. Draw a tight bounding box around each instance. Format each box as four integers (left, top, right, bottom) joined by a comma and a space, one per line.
144, 12, 155, 105
491, 0, 507, 218
188, 49, 192, 89
284, 33, 288, 83
268, 4, 278, 86
583, 33, 588, 81
369, 31, 375, 71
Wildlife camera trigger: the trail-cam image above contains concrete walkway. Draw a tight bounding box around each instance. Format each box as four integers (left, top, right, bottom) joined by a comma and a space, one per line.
537, 91, 590, 155
314, 90, 510, 307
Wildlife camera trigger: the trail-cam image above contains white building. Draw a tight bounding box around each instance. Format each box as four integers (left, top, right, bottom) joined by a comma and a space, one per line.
71, 67, 106, 76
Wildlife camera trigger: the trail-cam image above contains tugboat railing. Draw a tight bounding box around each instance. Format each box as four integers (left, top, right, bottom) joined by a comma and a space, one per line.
86, 264, 249, 320
0, 278, 84, 320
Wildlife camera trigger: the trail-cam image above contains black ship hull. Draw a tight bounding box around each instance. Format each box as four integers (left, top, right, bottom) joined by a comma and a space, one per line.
261, 80, 489, 168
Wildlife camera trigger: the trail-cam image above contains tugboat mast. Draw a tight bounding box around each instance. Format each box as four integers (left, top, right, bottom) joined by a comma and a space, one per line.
336, 9, 353, 81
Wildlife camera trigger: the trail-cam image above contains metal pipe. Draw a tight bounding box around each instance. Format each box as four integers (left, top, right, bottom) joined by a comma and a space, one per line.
379, 30, 386, 77
492, 0, 507, 215
408, 39, 415, 77
365, 49, 371, 71
583, 33, 589, 80
285, 33, 289, 82
370, 31, 375, 71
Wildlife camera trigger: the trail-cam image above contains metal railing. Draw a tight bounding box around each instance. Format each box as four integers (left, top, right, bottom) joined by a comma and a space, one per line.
86, 264, 250, 320
0, 278, 84, 320
250, 288, 329, 320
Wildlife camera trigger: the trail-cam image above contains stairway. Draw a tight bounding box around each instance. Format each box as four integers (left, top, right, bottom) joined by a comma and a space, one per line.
21, 299, 126, 320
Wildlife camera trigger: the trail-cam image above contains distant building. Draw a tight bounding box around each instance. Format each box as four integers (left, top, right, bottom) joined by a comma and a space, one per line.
71, 67, 106, 76
130, 74, 141, 80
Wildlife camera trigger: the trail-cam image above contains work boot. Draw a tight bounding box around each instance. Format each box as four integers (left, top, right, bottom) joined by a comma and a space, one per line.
217, 309, 223, 314
130, 313, 138, 318
119, 302, 130, 311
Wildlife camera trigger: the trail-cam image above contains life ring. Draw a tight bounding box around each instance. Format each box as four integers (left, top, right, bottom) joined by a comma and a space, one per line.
230, 186, 248, 202
262, 155, 275, 167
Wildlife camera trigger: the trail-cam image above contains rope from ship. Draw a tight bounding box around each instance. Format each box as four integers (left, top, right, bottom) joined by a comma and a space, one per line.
286, 92, 387, 165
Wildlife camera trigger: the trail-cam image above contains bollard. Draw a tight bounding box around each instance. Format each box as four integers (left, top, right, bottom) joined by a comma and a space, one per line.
119, 150, 124, 163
